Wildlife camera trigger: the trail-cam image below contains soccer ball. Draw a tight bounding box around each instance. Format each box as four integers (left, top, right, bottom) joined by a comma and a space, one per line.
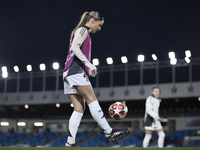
108, 102, 128, 120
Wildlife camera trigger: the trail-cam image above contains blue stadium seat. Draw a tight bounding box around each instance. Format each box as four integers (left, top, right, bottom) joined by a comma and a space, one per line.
50, 132, 94, 147
188, 140, 200, 147
119, 130, 144, 147
20, 132, 61, 147
0, 133, 32, 146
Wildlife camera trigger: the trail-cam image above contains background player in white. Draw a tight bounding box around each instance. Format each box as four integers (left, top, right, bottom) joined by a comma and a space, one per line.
143, 87, 165, 148
63, 11, 128, 147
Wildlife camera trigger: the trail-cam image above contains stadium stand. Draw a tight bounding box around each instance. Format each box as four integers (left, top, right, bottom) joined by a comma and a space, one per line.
188, 140, 200, 147
19, 132, 61, 147
51, 132, 94, 147
0, 129, 199, 147
0, 133, 32, 146
167, 129, 196, 147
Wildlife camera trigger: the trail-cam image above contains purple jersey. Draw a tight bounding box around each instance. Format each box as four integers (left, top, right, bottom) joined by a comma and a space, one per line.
63, 26, 92, 76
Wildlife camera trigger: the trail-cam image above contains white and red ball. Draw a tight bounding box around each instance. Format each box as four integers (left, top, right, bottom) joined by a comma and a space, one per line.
108, 102, 128, 120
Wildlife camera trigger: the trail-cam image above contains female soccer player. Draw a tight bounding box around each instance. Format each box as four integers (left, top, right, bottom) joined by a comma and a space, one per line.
143, 87, 165, 148
63, 11, 128, 147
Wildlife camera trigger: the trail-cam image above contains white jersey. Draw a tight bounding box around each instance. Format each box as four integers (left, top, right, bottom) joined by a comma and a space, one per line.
144, 94, 161, 129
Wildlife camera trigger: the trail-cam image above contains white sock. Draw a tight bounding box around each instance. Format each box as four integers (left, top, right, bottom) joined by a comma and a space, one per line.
88, 100, 112, 134
158, 131, 165, 148
143, 134, 151, 148
67, 111, 83, 144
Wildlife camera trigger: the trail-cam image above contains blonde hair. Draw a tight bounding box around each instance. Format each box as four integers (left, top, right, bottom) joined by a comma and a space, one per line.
70, 11, 104, 39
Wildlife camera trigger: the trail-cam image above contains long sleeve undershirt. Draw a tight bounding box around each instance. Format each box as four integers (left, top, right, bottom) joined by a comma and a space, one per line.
70, 27, 96, 71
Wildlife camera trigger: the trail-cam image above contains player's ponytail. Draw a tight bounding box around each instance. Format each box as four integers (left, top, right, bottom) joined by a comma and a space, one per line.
70, 11, 104, 40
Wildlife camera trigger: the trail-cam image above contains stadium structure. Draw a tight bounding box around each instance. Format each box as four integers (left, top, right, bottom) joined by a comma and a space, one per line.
0, 56, 200, 147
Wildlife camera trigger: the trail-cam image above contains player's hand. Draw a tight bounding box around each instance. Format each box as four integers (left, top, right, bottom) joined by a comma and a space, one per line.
157, 117, 161, 121
90, 69, 98, 77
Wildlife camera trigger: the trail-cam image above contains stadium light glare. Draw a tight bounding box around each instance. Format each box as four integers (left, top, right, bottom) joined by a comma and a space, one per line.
56, 103, 60, 108
170, 58, 177, 65
14, 66, 19, 72
185, 50, 191, 57
17, 122, 26, 126
121, 56, 128, 63
24, 104, 29, 109
53, 62, 59, 70
39, 63, 46, 71
92, 58, 99, 66
2, 66, 7, 72
70, 103, 74, 107
34, 122, 43, 127
106, 57, 113, 65
2, 72, 8, 78
0, 122, 9, 126
137, 55, 145, 62
26, 65, 32, 72
151, 54, 157, 61
168, 51, 175, 59
1, 66, 8, 78
185, 57, 190, 64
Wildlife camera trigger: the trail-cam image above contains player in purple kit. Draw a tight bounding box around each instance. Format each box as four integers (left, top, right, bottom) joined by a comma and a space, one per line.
63, 11, 128, 147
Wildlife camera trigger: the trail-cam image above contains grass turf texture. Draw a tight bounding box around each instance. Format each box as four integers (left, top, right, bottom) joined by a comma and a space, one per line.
0, 148, 199, 150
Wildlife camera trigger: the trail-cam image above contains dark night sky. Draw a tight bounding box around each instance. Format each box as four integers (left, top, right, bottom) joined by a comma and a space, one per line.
1, 0, 200, 73
0, 0, 200, 116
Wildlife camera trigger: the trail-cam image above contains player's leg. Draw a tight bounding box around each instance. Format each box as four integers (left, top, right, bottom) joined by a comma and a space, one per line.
75, 85, 128, 140
66, 94, 85, 147
76, 85, 112, 133
156, 128, 165, 148
143, 129, 152, 147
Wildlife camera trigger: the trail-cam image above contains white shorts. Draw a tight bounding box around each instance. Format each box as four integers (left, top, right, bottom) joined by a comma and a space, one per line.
144, 120, 162, 131
63, 73, 91, 94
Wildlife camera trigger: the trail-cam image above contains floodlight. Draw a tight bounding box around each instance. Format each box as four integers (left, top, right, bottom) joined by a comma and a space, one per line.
14, 66, 19, 72
17, 122, 26, 126
184, 57, 190, 63
56, 103, 60, 108
70, 103, 74, 107
151, 54, 157, 61
170, 58, 177, 65
1, 66, 8, 78
24, 104, 29, 109
26, 65, 32, 72
168, 51, 175, 59
0, 122, 9, 126
92, 58, 99, 66
39, 63, 46, 71
185, 50, 191, 57
34, 122, 43, 126
1, 66, 7, 72
137, 55, 145, 62
2, 72, 8, 78
106, 57, 113, 65
121, 56, 128, 63
53, 62, 59, 70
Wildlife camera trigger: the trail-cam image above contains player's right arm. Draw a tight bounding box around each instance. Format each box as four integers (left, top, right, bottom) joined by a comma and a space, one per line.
70, 27, 97, 75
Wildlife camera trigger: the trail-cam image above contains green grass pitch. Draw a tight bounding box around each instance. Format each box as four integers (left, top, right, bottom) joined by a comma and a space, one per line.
0, 147, 199, 150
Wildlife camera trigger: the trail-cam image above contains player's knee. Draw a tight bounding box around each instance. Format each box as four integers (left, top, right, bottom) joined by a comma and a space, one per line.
144, 134, 152, 139
158, 131, 165, 138
74, 107, 85, 114
86, 95, 97, 104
